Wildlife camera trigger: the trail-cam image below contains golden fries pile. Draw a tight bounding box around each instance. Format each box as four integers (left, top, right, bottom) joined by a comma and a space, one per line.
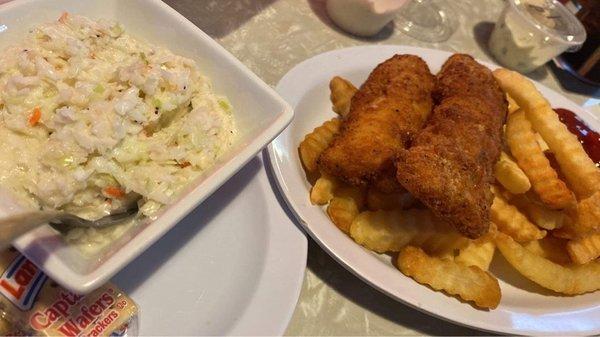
494, 69, 600, 259
298, 69, 600, 310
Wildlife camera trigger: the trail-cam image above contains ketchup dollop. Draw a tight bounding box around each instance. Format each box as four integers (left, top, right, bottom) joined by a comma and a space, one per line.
554, 108, 600, 167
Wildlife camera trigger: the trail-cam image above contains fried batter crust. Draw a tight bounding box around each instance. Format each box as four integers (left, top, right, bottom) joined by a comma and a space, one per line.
396, 54, 507, 238
318, 54, 435, 192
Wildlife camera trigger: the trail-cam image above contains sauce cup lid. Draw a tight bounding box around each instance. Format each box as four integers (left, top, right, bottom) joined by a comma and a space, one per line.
508, 0, 586, 49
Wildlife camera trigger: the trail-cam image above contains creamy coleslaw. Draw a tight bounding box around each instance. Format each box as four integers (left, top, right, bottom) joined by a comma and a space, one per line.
0, 13, 236, 253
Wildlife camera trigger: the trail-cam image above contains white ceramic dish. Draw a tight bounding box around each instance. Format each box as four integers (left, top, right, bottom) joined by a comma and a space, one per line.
113, 155, 307, 335
0, 0, 293, 294
267, 45, 600, 335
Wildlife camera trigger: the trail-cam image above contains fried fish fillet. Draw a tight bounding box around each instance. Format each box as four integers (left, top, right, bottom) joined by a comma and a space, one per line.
318, 55, 435, 193
396, 54, 507, 239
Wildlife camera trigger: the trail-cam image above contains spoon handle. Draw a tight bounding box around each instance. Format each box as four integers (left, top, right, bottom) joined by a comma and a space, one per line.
0, 210, 62, 249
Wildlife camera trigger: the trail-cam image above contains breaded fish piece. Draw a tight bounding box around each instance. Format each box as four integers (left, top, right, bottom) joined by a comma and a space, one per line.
318, 55, 435, 192
396, 54, 507, 239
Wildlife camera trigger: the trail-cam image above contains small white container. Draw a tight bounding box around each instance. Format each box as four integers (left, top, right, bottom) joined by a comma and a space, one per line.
326, 0, 408, 37
489, 0, 586, 73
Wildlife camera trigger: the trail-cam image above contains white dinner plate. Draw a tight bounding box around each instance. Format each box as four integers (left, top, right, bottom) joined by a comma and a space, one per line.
113, 155, 307, 335
267, 45, 600, 335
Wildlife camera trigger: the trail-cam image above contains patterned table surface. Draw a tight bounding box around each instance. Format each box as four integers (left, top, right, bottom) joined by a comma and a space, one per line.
164, 0, 599, 335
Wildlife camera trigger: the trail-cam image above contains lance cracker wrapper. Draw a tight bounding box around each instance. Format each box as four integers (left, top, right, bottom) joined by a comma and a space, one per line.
0, 248, 138, 336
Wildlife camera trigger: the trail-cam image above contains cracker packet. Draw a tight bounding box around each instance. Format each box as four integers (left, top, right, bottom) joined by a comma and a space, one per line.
0, 248, 138, 336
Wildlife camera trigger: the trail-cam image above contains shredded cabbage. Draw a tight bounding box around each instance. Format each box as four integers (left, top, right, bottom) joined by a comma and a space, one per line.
0, 14, 236, 253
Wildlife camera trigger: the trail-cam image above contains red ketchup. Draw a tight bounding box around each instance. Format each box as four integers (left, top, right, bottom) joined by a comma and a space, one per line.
554, 108, 600, 168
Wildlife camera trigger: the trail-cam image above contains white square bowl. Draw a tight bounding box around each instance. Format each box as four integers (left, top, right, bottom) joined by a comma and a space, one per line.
0, 0, 293, 293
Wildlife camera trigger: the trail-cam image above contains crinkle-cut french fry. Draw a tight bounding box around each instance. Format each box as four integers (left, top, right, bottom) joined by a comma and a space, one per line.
494, 151, 531, 194
419, 228, 470, 257
327, 184, 366, 234
327, 197, 358, 234
329, 76, 357, 117
507, 192, 564, 230
299, 118, 341, 172
407, 215, 461, 248
563, 191, 600, 237
524, 196, 564, 230
491, 187, 547, 241
491, 188, 546, 242
410, 226, 437, 247
455, 239, 496, 271
551, 226, 574, 240
493, 69, 600, 200
349, 209, 435, 253
524, 236, 571, 265
496, 232, 600, 295
505, 109, 575, 209
366, 187, 414, 211
567, 232, 600, 265
534, 133, 549, 153
397, 246, 501, 309
310, 174, 339, 205
574, 191, 600, 231
437, 251, 455, 261
336, 184, 367, 208
507, 94, 519, 114
350, 209, 469, 256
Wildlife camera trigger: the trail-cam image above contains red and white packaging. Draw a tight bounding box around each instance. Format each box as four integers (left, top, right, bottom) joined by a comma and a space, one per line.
0, 248, 138, 336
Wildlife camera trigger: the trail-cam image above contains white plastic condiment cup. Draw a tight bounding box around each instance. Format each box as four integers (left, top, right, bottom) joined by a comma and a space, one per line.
489, 0, 586, 73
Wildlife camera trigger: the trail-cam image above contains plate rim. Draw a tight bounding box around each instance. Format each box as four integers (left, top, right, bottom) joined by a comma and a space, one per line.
114, 155, 308, 335
266, 44, 600, 336
227, 152, 308, 336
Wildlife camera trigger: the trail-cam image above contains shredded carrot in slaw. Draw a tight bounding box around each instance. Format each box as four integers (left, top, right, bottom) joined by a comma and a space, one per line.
28, 107, 41, 126
58, 12, 69, 24
103, 186, 125, 198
